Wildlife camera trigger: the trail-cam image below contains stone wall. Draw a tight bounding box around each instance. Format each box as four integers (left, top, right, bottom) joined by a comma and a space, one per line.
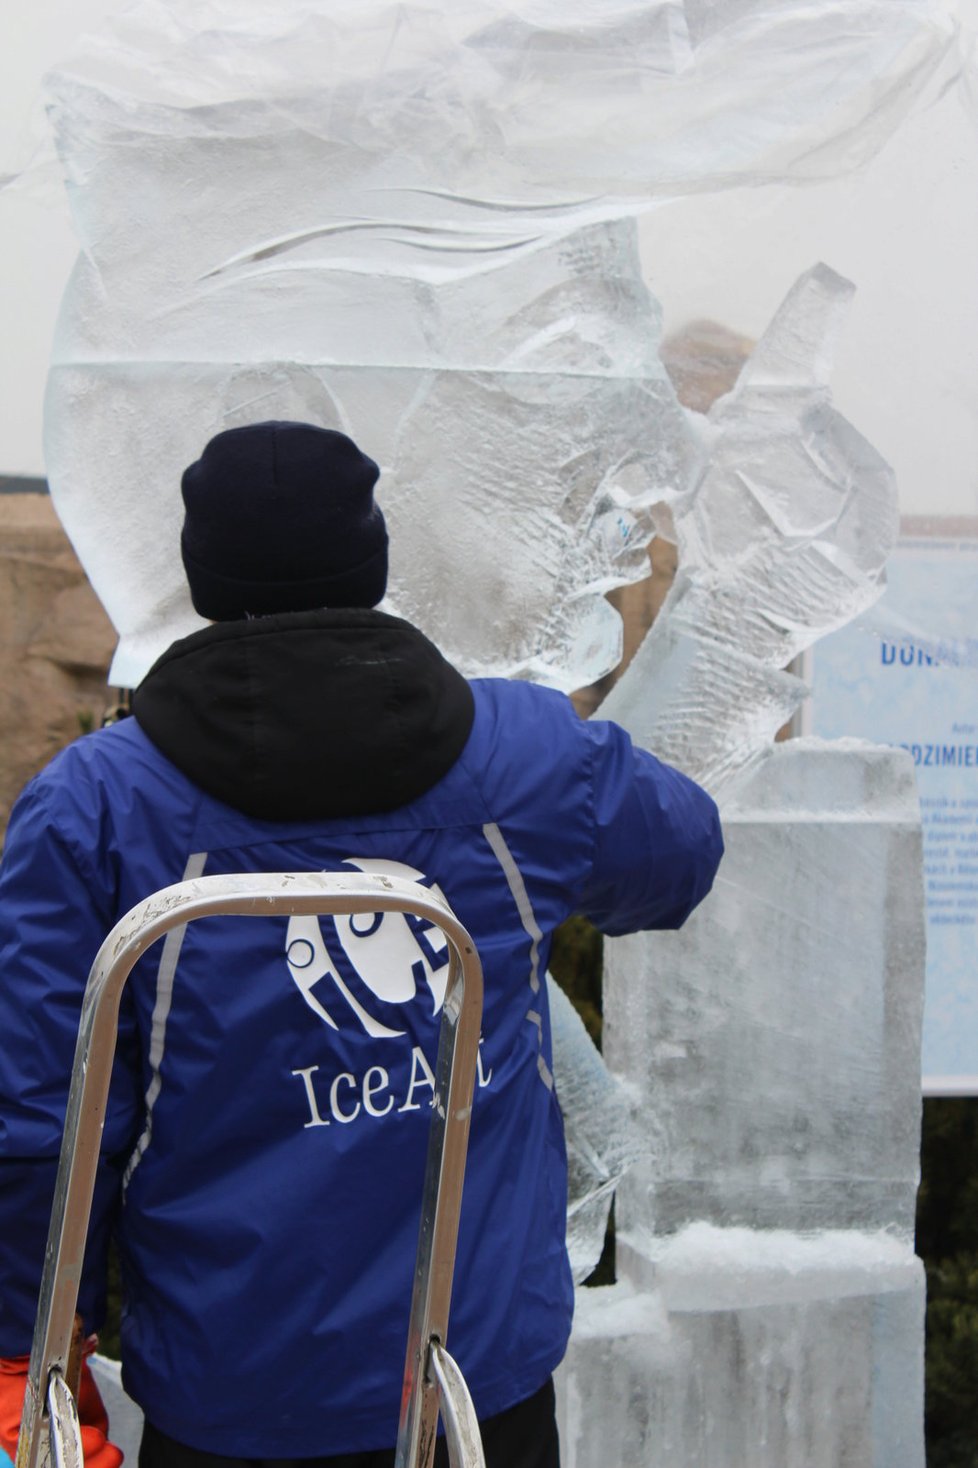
0, 494, 115, 839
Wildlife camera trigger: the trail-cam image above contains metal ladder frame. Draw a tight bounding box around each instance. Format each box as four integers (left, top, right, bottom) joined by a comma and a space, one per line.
16, 871, 486, 1468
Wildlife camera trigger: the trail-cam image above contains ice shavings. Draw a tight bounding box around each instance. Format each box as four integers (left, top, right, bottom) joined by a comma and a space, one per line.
643, 1223, 921, 1311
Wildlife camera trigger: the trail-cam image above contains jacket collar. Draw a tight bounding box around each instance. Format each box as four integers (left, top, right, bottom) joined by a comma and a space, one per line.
133, 609, 474, 822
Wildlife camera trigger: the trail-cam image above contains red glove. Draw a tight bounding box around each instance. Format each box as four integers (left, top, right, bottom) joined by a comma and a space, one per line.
1, 1342, 124, 1467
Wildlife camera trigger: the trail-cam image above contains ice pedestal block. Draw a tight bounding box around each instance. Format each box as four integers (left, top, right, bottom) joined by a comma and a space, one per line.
555, 739, 926, 1466
558, 1238, 925, 1468
607, 739, 925, 1241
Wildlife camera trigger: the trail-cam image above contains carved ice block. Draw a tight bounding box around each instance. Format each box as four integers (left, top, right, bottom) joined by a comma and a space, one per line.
559, 1248, 924, 1468
607, 738, 925, 1245
556, 739, 926, 1468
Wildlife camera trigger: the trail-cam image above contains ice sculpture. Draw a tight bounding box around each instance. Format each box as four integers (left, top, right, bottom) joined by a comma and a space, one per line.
39, 0, 956, 687
567, 251, 927, 1464
559, 260, 906, 1284
562, 733, 927, 1466
32, 1, 949, 1463
600, 261, 900, 796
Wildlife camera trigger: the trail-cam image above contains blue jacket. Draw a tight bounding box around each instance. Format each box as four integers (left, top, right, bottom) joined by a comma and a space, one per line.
0, 609, 721, 1456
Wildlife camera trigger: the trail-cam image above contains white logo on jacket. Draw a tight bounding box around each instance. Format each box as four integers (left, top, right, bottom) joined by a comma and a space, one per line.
284, 857, 450, 1038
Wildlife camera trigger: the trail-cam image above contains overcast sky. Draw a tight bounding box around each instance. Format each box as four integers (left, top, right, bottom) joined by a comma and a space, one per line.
2, 0, 976, 520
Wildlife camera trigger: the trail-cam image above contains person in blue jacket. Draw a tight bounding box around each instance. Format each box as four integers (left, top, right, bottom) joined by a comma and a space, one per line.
0, 421, 723, 1468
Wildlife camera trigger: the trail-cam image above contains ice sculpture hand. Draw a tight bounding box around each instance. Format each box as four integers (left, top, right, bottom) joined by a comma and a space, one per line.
601, 264, 898, 797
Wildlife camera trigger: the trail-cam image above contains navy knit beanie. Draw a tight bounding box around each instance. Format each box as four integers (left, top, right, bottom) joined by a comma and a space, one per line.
180, 421, 387, 619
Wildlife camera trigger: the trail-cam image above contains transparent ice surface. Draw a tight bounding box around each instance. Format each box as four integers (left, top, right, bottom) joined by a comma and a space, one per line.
600, 263, 900, 797
548, 978, 649, 1283
605, 741, 925, 1247
36, 0, 956, 686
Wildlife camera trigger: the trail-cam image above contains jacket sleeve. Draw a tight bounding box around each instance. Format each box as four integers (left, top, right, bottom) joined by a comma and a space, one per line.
575, 715, 723, 937
0, 775, 138, 1356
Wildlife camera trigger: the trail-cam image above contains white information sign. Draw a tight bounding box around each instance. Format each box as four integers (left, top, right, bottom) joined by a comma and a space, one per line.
809, 526, 978, 1094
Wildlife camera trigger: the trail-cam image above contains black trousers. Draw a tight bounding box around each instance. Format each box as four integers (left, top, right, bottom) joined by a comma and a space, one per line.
138, 1377, 559, 1468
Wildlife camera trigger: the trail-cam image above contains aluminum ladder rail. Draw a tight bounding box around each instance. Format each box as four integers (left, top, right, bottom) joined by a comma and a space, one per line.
16, 871, 486, 1468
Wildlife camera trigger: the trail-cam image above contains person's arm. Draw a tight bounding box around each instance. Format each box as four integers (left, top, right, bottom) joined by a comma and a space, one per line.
0, 775, 133, 1464
576, 715, 723, 936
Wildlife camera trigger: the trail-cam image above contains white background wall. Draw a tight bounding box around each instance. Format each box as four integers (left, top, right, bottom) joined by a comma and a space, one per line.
2, 1, 977, 520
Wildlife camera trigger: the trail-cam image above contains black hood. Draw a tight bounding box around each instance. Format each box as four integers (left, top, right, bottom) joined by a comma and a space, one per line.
132, 609, 475, 822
